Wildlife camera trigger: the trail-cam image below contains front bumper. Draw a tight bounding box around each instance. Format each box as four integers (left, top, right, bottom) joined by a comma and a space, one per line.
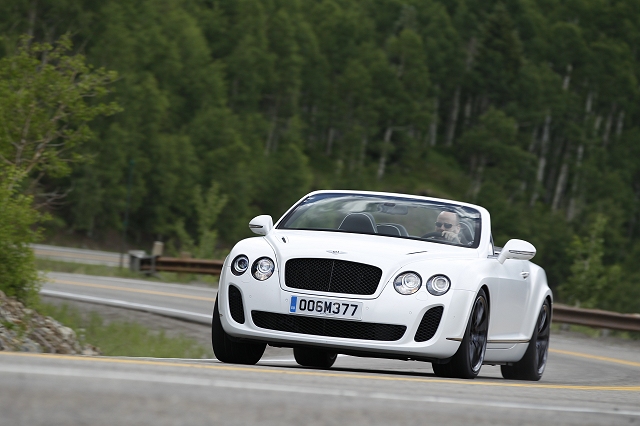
217, 267, 475, 360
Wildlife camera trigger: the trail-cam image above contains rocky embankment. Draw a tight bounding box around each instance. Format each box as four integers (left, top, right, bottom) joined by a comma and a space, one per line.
0, 291, 100, 355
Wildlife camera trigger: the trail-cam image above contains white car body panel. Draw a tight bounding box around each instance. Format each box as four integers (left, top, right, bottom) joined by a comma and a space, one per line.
217, 190, 552, 364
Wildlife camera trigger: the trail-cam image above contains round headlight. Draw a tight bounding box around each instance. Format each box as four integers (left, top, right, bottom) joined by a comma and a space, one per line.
427, 274, 451, 296
252, 257, 275, 281
394, 272, 422, 295
231, 255, 249, 276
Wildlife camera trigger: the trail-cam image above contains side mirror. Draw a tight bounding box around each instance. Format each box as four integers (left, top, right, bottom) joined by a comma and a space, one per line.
249, 215, 273, 235
497, 239, 536, 264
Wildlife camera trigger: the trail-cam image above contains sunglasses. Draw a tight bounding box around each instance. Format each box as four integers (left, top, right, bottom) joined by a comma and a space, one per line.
435, 222, 455, 229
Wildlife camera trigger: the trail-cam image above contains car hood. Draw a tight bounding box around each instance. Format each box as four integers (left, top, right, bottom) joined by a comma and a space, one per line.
266, 229, 479, 272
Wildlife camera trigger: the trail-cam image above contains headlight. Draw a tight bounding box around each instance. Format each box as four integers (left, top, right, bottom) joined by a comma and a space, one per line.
252, 257, 275, 281
393, 272, 422, 295
231, 255, 249, 276
426, 274, 451, 296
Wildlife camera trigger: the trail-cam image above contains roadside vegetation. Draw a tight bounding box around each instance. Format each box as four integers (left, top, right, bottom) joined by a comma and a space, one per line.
38, 302, 211, 358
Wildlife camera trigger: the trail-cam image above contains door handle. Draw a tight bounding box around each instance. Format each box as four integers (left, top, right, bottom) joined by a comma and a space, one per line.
521, 272, 530, 279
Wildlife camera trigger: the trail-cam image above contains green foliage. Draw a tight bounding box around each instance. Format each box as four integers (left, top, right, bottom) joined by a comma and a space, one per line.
0, 35, 119, 305
559, 214, 610, 308
0, 35, 120, 184
4, 0, 640, 312
0, 170, 41, 305
38, 303, 210, 358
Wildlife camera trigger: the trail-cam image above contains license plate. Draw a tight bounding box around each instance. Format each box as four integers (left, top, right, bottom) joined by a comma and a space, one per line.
288, 296, 362, 320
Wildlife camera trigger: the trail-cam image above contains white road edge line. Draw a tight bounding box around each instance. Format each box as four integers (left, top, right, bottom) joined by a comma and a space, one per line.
40, 289, 211, 320
1, 364, 638, 417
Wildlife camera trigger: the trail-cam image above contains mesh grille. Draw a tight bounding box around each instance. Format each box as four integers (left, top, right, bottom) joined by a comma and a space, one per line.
285, 258, 382, 295
228, 285, 245, 324
251, 311, 406, 341
414, 306, 444, 342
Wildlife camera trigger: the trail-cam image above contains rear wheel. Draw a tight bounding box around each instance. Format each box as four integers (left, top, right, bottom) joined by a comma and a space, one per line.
211, 298, 266, 365
294, 347, 338, 369
432, 288, 489, 379
501, 299, 551, 381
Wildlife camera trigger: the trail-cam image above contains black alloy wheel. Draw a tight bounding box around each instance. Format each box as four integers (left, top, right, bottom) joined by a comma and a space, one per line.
432, 288, 489, 379
211, 298, 266, 365
501, 299, 551, 381
293, 347, 338, 369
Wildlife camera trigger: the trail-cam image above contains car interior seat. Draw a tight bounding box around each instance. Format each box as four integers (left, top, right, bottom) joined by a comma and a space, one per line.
377, 223, 409, 237
338, 212, 378, 234
459, 219, 475, 244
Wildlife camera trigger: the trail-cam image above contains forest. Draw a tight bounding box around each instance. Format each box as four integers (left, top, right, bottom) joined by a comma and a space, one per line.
0, 0, 639, 312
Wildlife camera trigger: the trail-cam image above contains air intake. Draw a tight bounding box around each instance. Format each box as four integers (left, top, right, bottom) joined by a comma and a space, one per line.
414, 306, 444, 342
251, 311, 406, 341
228, 285, 245, 324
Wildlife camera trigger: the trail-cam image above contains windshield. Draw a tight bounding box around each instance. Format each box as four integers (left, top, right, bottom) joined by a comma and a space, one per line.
278, 193, 482, 248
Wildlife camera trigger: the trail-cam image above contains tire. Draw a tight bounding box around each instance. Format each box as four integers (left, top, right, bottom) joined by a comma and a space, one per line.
211, 298, 266, 365
293, 347, 338, 369
432, 288, 489, 379
501, 299, 551, 381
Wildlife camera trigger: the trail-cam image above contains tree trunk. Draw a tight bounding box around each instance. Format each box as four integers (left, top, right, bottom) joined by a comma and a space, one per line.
358, 133, 368, 170
463, 96, 472, 128
566, 144, 584, 221
562, 64, 573, 91
264, 99, 280, 155
429, 97, 439, 146
445, 86, 460, 147
307, 105, 317, 149
468, 156, 486, 201
28, 1, 37, 39
326, 127, 336, 156
377, 127, 393, 180
530, 113, 551, 206
602, 102, 616, 147
615, 110, 625, 138
552, 152, 569, 212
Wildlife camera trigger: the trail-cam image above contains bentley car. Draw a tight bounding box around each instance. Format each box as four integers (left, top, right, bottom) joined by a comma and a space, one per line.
212, 190, 552, 380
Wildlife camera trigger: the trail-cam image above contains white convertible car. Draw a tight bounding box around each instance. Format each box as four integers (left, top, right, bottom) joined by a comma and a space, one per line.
212, 190, 552, 380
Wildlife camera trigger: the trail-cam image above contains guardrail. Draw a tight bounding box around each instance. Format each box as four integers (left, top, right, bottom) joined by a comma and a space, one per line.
135, 256, 224, 275
553, 304, 640, 332
128, 252, 640, 332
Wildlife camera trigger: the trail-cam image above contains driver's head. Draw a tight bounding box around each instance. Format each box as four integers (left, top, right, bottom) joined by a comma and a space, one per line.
435, 210, 460, 234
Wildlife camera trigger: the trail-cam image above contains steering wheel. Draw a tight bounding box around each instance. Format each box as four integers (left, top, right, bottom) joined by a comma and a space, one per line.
422, 231, 445, 240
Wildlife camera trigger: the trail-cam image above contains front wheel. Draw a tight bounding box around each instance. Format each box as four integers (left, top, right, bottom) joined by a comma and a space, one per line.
211, 298, 266, 365
432, 288, 489, 379
294, 347, 337, 369
501, 299, 551, 381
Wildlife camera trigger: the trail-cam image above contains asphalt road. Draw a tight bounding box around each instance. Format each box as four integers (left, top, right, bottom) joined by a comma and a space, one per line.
41, 272, 215, 324
19, 272, 639, 424
2, 342, 639, 426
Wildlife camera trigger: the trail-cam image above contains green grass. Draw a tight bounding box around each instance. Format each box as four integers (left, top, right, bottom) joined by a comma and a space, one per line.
36, 258, 218, 286
38, 302, 211, 358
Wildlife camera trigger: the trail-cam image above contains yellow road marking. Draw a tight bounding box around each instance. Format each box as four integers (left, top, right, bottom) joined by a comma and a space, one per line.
48, 279, 216, 302
1, 352, 638, 392
550, 348, 640, 368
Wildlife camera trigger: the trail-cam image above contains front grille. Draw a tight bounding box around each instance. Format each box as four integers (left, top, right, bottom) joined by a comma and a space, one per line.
414, 306, 444, 342
285, 258, 382, 295
252, 311, 406, 341
228, 285, 245, 324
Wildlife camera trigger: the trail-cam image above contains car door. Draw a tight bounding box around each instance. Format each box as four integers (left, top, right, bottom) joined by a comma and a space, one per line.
490, 257, 532, 341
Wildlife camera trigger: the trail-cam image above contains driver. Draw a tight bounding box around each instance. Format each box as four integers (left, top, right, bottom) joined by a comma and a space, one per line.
433, 210, 464, 244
